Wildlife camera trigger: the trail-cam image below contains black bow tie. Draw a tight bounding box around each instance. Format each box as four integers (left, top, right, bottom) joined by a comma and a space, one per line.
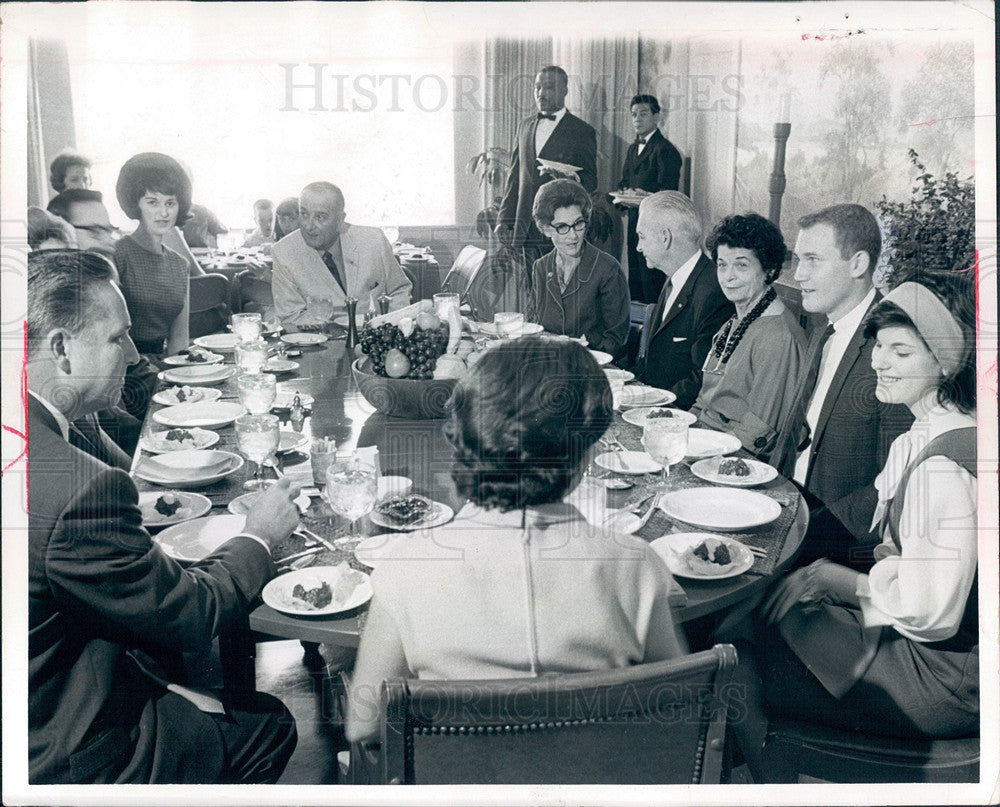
537, 112, 557, 121
636, 136, 648, 146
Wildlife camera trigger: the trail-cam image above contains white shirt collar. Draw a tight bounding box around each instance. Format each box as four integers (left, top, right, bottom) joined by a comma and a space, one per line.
830, 286, 876, 333
28, 389, 71, 442
660, 252, 703, 321
544, 108, 567, 124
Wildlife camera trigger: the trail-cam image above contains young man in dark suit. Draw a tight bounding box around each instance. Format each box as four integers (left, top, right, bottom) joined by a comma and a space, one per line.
495, 65, 598, 268
633, 191, 734, 409
772, 204, 913, 564
617, 94, 683, 304
26, 250, 301, 783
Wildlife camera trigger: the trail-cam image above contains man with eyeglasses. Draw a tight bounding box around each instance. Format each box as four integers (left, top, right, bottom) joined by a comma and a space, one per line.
495, 65, 598, 269
47, 188, 120, 261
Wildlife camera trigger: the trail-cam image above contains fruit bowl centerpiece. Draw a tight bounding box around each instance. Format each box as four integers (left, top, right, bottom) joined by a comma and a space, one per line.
352, 357, 457, 419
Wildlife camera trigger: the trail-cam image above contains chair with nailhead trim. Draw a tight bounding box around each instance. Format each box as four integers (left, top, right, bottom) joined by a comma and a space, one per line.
348, 643, 739, 784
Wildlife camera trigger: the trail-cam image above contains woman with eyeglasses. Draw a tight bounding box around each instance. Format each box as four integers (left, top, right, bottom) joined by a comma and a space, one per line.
112, 153, 193, 419
528, 179, 630, 355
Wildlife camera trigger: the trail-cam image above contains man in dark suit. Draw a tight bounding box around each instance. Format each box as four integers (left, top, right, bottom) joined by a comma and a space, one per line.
495, 65, 598, 268
633, 192, 734, 409
26, 249, 300, 783
772, 204, 912, 564
617, 94, 683, 304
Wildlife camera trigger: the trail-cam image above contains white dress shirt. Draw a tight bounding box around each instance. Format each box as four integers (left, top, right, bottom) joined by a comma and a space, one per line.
660, 251, 702, 323
535, 107, 567, 155
793, 287, 877, 484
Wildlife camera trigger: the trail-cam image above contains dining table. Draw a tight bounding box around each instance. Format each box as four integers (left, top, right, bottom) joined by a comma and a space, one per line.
130, 323, 807, 695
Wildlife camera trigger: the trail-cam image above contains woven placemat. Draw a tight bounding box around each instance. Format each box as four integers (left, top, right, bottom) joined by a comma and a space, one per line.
604, 414, 799, 577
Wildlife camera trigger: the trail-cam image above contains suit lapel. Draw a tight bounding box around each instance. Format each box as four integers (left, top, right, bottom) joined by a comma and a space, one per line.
653, 257, 704, 335
335, 228, 356, 301
537, 113, 571, 160
812, 322, 869, 449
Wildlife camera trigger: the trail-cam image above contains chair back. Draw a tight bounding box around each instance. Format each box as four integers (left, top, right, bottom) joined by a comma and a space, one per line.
440, 245, 486, 299
624, 301, 656, 368
364, 644, 738, 785
189, 272, 232, 338
762, 720, 980, 783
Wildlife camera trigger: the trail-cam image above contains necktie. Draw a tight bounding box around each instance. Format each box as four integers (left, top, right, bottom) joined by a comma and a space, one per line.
322, 251, 346, 293
641, 277, 672, 358
537, 112, 556, 121
636, 136, 648, 146
774, 322, 835, 474
657, 277, 674, 324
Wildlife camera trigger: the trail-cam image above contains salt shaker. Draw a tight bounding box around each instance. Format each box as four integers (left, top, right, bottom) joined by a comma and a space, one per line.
290, 392, 305, 432
378, 293, 392, 316
345, 296, 359, 349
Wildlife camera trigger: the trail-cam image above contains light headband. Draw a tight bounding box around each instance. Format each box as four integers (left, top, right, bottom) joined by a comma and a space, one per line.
882, 282, 966, 375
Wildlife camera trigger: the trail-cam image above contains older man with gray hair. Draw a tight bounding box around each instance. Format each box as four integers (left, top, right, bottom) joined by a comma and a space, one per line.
633, 191, 733, 408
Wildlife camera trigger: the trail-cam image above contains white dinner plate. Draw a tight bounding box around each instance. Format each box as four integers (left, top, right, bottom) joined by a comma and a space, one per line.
139, 427, 219, 454
265, 358, 300, 373
281, 332, 328, 346
476, 321, 544, 337
262, 565, 373, 616
658, 487, 781, 532
152, 386, 223, 406
138, 491, 212, 528
603, 368, 635, 384
685, 429, 742, 459
650, 533, 755, 580
616, 385, 676, 408
537, 157, 582, 175
690, 456, 779, 488
622, 406, 697, 428
369, 497, 455, 532
153, 401, 246, 429
272, 391, 314, 410
160, 365, 236, 385
588, 350, 613, 366
155, 513, 247, 561
193, 333, 239, 352
134, 450, 244, 488
277, 430, 309, 454
161, 349, 224, 366
594, 451, 661, 474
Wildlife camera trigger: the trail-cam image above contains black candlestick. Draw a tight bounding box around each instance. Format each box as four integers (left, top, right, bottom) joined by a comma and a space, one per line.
768, 122, 792, 227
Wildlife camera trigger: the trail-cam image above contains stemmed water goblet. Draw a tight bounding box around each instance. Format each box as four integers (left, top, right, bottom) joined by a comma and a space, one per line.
235, 413, 280, 491
324, 456, 377, 549
238, 371, 277, 415
641, 418, 690, 489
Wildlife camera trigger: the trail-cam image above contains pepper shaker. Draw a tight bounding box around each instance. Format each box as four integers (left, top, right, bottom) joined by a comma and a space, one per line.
345, 296, 359, 349
378, 293, 392, 316
290, 392, 305, 432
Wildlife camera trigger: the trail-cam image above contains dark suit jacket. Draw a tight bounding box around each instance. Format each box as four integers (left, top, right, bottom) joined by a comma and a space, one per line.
498, 111, 598, 250
28, 396, 275, 783
772, 298, 914, 539
635, 254, 734, 409
618, 130, 682, 302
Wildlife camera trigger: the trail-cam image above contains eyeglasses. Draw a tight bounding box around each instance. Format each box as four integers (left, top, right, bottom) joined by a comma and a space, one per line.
548, 218, 588, 236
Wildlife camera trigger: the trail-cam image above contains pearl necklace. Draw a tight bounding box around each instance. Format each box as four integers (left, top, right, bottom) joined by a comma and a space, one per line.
703, 286, 777, 375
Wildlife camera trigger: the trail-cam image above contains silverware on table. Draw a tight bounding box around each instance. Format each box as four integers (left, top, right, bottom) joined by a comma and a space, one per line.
295, 525, 338, 552
278, 545, 323, 564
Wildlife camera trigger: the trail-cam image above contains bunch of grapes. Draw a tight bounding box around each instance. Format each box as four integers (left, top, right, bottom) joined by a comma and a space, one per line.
359, 322, 450, 379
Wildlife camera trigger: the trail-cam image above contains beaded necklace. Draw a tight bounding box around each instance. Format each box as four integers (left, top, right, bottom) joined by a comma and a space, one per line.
703, 286, 777, 375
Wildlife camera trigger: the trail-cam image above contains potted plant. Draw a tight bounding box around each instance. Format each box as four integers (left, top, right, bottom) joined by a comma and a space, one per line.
467, 147, 511, 238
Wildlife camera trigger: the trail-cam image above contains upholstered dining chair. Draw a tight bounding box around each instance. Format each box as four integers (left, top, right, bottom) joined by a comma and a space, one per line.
440, 245, 487, 304
347, 643, 739, 785
188, 272, 232, 338
761, 720, 980, 783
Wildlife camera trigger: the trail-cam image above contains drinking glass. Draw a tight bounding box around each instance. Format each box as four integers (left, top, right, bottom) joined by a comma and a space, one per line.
232, 312, 262, 342
235, 413, 280, 491
237, 371, 277, 414
310, 436, 339, 486
433, 292, 460, 319
642, 419, 689, 488
235, 338, 268, 374
306, 296, 334, 328
324, 457, 377, 548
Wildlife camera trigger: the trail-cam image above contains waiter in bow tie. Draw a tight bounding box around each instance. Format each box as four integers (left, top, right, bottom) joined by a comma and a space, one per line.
617, 94, 683, 304
495, 65, 598, 269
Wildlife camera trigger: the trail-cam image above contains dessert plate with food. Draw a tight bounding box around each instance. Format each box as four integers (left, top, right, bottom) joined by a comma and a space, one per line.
161, 347, 224, 366
650, 533, 755, 580
152, 385, 223, 406
263, 563, 373, 616
139, 427, 219, 454
658, 487, 781, 532
137, 491, 212, 528
622, 406, 697, 428
690, 456, 778, 487
369, 494, 454, 531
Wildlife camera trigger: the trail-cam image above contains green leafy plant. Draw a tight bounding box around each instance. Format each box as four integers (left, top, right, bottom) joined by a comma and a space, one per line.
875, 149, 975, 284
468, 147, 511, 238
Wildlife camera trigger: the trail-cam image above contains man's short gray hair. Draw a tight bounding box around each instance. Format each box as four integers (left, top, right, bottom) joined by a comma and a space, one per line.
301, 182, 345, 211
638, 191, 703, 247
